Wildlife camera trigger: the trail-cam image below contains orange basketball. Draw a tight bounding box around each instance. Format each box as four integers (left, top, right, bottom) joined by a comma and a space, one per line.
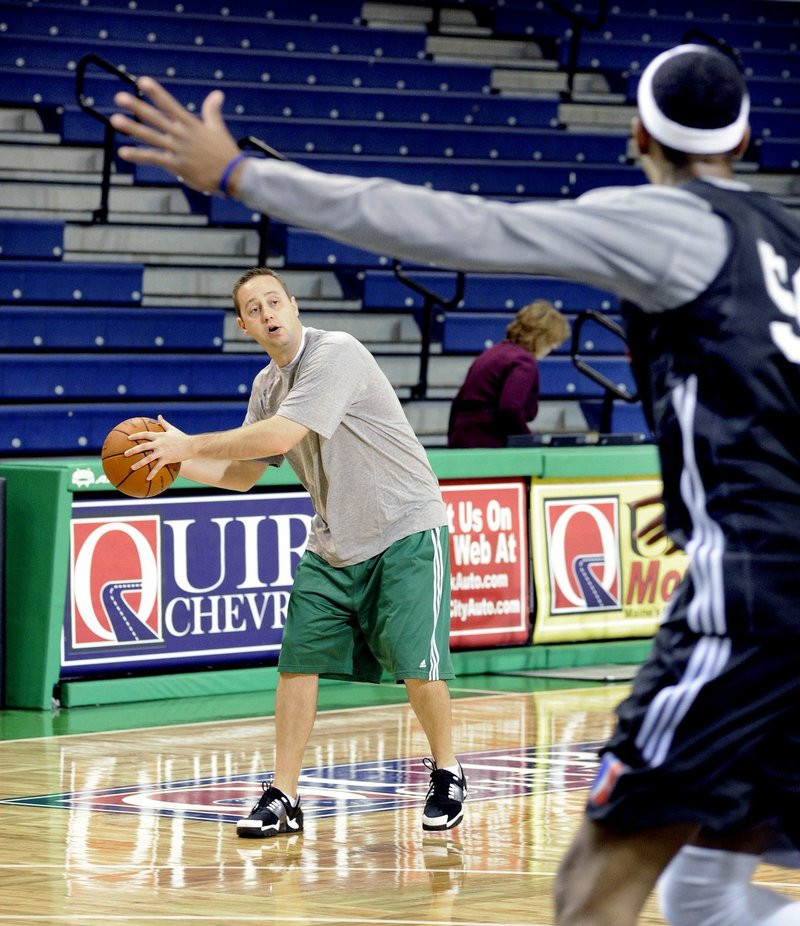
101, 416, 181, 498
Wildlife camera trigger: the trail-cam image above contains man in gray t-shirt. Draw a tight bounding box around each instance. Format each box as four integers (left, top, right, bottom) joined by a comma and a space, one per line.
125, 267, 466, 839
243, 322, 446, 567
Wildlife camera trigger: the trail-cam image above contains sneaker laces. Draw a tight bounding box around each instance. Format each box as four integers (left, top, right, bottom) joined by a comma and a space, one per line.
423, 758, 463, 802
250, 781, 286, 815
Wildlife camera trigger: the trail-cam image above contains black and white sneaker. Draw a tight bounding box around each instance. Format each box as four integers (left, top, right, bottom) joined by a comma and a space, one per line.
422, 759, 467, 831
236, 782, 304, 839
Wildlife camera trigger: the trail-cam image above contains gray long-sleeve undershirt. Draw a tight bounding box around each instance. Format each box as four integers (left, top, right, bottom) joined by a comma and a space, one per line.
238, 159, 746, 313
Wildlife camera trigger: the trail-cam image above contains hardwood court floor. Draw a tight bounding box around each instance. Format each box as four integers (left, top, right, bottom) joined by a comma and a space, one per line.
0, 677, 798, 925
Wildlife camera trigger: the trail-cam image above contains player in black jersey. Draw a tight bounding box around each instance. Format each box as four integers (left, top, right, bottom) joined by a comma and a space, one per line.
111, 38, 800, 926
554, 46, 800, 926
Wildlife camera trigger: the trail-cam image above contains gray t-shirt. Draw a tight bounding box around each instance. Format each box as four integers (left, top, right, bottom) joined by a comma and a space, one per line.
238, 159, 745, 312
244, 327, 447, 567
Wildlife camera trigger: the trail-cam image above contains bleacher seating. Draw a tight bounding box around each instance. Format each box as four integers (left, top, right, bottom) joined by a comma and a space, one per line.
0, 219, 64, 259
0, 261, 143, 304
0, 306, 225, 351
0, 4, 427, 59
361, 271, 619, 313
0, 354, 264, 400
0, 401, 251, 454
1, 0, 797, 452
442, 312, 626, 354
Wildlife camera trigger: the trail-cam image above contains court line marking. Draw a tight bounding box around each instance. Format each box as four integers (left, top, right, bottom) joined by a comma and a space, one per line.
0, 689, 522, 745
0, 863, 535, 876
0, 919, 548, 926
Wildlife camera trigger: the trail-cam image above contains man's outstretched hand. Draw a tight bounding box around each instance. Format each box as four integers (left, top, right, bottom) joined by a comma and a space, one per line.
111, 76, 243, 194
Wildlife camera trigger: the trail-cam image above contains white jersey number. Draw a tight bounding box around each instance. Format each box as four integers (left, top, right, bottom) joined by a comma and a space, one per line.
758, 238, 800, 363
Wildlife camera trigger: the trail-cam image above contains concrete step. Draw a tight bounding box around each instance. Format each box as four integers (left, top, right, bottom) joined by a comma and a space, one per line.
376, 353, 473, 391
404, 397, 590, 446
0, 108, 51, 137
403, 398, 452, 442
745, 171, 800, 197
362, 2, 483, 31
64, 223, 260, 266
559, 101, 636, 130
493, 68, 610, 96
427, 34, 545, 65
142, 266, 349, 306
224, 310, 421, 350
0, 142, 108, 175
0, 181, 194, 218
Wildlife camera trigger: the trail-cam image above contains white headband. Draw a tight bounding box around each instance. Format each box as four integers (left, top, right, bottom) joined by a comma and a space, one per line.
637, 44, 750, 154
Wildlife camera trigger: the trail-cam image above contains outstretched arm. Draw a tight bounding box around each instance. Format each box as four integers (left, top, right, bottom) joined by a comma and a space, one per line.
126, 414, 308, 487
111, 77, 245, 196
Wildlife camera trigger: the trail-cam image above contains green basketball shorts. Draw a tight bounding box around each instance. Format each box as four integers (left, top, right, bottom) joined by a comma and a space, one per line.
278, 526, 453, 684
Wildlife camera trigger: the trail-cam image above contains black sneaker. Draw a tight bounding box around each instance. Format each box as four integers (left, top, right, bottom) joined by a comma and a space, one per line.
422, 759, 467, 831
236, 782, 304, 839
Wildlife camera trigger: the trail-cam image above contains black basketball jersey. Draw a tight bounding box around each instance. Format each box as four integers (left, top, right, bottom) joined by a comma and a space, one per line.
623, 179, 800, 636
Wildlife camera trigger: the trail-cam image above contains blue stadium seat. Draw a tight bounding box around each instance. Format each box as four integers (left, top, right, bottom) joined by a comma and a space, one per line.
0, 262, 143, 305
441, 311, 627, 354
285, 229, 394, 268
0, 354, 265, 400
493, 7, 573, 40
0, 5, 426, 59
0, 35, 491, 95
0, 306, 226, 351
138, 156, 581, 197
220, 120, 629, 163
746, 76, 800, 109
749, 107, 800, 142
589, 15, 797, 53
539, 356, 636, 398
3, 0, 364, 23
55, 89, 561, 149
0, 401, 250, 454
362, 271, 619, 312
581, 398, 651, 437
568, 38, 800, 81
759, 138, 800, 169
0, 220, 64, 260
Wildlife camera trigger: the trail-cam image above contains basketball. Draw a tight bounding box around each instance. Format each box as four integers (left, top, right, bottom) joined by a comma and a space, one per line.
101, 416, 181, 498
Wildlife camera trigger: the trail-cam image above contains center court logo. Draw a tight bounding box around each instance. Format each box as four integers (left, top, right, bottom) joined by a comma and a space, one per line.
70, 516, 163, 648
545, 497, 621, 613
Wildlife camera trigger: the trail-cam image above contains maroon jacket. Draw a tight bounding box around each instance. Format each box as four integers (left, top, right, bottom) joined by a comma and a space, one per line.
447, 340, 540, 448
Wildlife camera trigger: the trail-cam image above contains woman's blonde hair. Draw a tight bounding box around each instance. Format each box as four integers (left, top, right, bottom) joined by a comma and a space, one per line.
506, 300, 570, 357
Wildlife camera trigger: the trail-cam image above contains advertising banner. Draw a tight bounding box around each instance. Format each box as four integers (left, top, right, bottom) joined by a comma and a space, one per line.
63, 492, 314, 675
442, 480, 530, 648
63, 478, 532, 677
530, 478, 688, 643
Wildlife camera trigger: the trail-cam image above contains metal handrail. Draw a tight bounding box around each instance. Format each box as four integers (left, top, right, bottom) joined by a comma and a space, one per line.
571, 309, 638, 434
543, 0, 610, 101
392, 262, 465, 400
75, 53, 141, 223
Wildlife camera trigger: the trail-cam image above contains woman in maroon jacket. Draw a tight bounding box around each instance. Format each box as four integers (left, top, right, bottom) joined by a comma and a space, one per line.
447, 300, 570, 448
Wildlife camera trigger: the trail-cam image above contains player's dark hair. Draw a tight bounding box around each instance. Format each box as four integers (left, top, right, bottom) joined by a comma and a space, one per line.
638, 42, 749, 159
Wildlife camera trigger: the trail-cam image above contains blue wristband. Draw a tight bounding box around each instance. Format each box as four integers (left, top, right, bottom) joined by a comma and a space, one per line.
218, 152, 248, 195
